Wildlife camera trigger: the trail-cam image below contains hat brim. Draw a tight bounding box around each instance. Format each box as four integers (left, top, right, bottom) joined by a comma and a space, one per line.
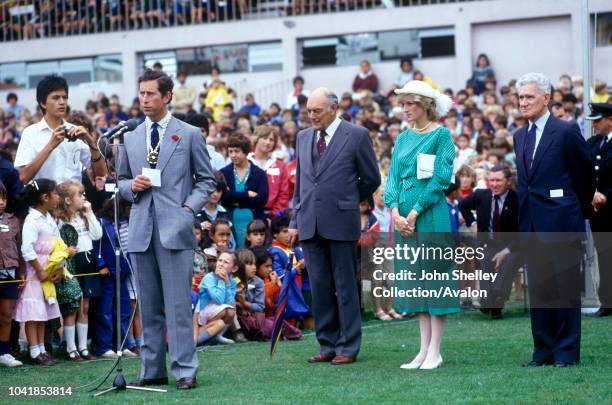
585, 114, 603, 120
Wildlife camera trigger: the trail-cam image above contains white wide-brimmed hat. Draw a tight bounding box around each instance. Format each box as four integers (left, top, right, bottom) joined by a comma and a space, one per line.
394, 80, 453, 116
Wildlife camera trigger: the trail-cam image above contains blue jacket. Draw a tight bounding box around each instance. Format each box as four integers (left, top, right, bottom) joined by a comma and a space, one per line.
514, 115, 594, 233
94, 217, 131, 277
198, 272, 236, 309
220, 163, 269, 221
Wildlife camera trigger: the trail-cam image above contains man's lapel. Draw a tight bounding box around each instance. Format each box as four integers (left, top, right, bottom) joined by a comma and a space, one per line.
315, 121, 350, 177
529, 117, 556, 179
156, 116, 182, 173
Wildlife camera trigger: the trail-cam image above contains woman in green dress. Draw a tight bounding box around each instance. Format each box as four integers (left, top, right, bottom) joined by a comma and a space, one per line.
384, 80, 458, 370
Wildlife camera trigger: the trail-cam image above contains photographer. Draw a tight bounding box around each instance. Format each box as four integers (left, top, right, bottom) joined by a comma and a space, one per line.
14, 75, 107, 184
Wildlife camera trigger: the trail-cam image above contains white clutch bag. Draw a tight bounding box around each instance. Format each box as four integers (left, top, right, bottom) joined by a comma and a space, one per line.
416, 153, 436, 180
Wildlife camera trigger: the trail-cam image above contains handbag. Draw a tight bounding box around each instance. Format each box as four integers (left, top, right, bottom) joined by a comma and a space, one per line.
416, 153, 436, 180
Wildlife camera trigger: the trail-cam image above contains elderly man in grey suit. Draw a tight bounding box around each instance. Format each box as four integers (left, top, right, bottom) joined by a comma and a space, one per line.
288, 88, 380, 365
118, 69, 215, 389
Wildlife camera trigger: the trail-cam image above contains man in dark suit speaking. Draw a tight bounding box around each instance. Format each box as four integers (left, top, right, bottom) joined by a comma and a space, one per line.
513, 73, 594, 368
288, 88, 380, 365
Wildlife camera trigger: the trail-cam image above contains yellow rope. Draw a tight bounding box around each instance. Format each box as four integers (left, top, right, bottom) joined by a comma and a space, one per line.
0, 272, 102, 285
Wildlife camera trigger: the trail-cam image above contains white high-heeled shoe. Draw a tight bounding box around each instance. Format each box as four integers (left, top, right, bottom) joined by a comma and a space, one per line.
419, 355, 443, 370
400, 357, 425, 369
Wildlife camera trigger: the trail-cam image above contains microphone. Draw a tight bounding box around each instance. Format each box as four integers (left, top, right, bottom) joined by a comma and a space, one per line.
102, 119, 140, 140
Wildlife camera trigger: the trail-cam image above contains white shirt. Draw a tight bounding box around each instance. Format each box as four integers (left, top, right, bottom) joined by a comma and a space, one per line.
318, 117, 342, 148
145, 111, 172, 152
286, 89, 310, 109
14, 118, 91, 183
58, 210, 102, 253
21, 207, 60, 262
208, 145, 226, 171
527, 110, 551, 159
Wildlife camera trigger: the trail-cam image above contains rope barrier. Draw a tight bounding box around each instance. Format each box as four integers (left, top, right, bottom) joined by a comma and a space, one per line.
0, 272, 102, 285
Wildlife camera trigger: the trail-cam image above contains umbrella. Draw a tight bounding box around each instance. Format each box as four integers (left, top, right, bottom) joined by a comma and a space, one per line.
270, 253, 310, 358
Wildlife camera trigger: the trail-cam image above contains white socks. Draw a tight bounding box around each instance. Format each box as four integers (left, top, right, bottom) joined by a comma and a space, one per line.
77, 323, 88, 352
38, 343, 46, 354
29, 345, 40, 359
64, 325, 77, 352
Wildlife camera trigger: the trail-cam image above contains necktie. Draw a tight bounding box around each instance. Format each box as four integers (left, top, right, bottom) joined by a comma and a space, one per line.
492, 195, 501, 233
151, 122, 160, 151
317, 130, 327, 157
524, 123, 537, 171
601, 136, 609, 150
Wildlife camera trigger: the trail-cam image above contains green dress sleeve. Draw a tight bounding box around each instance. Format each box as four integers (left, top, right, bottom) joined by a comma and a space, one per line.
413, 128, 455, 214
384, 133, 402, 209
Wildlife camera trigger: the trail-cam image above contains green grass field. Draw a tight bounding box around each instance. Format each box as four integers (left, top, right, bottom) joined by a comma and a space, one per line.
1, 309, 611, 404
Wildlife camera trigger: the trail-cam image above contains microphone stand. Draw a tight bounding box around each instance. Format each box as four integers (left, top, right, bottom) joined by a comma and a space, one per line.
93, 134, 166, 397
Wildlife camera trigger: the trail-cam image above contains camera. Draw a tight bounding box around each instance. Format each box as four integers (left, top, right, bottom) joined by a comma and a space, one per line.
65, 126, 77, 142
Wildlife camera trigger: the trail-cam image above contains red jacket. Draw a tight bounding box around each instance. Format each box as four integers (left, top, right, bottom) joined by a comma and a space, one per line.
264, 159, 290, 216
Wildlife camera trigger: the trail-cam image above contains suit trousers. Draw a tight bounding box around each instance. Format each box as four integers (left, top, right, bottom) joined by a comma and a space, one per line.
301, 234, 361, 359
480, 243, 522, 309
592, 231, 612, 308
131, 208, 198, 380
526, 238, 582, 363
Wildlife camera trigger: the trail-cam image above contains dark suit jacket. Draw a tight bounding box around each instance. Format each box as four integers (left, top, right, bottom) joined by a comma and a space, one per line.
459, 188, 519, 233
513, 115, 594, 232
290, 120, 380, 241
220, 163, 269, 221
586, 134, 612, 231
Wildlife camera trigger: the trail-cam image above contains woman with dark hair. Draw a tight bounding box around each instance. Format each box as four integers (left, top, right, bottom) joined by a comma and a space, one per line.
220, 133, 268, 249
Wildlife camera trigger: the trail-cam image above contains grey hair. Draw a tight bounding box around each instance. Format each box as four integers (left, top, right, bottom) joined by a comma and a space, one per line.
326, 92, 339, 109
516, 73, 551, 95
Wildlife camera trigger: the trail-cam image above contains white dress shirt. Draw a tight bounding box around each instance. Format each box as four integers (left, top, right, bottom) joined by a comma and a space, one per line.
14, 118, 90, 183
145, 111, 172, 152
21, 207, 61, 262
318, 117, 342, 147
527, 110, 551, 159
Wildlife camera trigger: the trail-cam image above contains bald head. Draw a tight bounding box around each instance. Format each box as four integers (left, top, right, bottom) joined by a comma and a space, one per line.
307, 87, 339, 131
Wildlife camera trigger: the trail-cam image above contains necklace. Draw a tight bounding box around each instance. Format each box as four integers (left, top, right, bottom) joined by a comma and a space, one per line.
411, 121, 433, 132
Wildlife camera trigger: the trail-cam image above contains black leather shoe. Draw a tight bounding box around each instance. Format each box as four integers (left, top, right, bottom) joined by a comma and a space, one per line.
128, 377, 169, 387
523, 360, 551, 367
490, 309, 503, 320
589, 308, 612, 317
176, 377, 197, 390
554, 361, 577, 368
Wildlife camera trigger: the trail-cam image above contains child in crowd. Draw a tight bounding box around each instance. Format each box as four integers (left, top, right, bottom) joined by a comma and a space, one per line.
244, 219, 268, 248
56, 180, 102, 361
193, 223, 208, 292
196, 251, 238, 346
205, 219, 233, 254
196, 171, 234, 249
235, 249, 301, 341
252, 246, 281, 318
0, 182, 22, 367
13, 179, 65, 366
93, 197, 137, 359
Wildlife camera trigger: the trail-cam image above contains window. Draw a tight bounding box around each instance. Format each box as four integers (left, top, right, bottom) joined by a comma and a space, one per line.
300, 27, 455, 68
0, 54, 122, 89
0, 62, 27, 89
141, 42, 282, 76
594, 12, 612, 47
94, 54, 123, 83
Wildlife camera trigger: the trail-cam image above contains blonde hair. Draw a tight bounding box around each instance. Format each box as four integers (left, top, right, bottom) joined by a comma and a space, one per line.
401, 94, 439, 121
55, 180, 88, 226
252, 125, 278, 151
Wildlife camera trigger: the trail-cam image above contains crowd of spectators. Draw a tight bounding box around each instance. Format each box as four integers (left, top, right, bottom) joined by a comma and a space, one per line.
0, 53, 610, 368
1, 0, 390, 41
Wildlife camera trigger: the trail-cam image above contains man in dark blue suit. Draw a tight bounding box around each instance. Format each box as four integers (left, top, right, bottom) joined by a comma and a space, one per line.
585, 103, 612, 317
288, 88, 380, 365
513, 73, 595, 368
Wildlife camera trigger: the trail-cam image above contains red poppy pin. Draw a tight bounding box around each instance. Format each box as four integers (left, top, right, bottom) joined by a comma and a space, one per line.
171, 134, 180, 141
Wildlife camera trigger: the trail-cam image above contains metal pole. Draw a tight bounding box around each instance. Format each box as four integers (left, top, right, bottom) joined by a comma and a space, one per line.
581, 0, 591, 138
